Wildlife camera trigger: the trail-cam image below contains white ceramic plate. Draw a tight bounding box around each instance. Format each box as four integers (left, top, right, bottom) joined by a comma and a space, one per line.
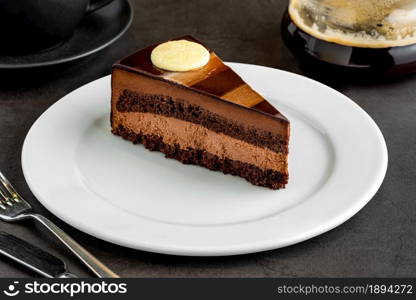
22, 63, 388, 256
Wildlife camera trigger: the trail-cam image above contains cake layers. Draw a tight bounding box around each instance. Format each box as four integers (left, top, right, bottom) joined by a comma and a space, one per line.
111, 68, 289, 189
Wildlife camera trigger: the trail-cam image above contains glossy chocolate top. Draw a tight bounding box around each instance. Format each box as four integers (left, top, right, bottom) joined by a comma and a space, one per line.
116, 36, 288, 122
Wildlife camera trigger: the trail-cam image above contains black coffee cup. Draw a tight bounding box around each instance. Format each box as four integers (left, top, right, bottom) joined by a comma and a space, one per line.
0, 0, 116, 55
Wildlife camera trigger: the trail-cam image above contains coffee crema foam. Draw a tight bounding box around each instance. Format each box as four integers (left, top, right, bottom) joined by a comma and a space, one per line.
289, 0, 416, 48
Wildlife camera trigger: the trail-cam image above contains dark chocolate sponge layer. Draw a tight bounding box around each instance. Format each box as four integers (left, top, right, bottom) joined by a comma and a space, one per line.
112, 125, 288, 189
116, 89, 288, 154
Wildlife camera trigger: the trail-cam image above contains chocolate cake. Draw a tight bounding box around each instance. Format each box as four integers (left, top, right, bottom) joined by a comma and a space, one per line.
111, 36, 290, 189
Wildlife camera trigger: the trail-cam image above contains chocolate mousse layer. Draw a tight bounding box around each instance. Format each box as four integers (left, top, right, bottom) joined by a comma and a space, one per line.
112, 111, 288, 173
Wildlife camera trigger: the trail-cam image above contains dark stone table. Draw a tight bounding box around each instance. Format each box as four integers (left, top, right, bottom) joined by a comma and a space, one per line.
0, 0, 414, 277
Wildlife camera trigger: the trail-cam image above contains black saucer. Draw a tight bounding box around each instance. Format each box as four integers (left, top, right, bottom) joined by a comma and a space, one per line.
0, 0, 133, 69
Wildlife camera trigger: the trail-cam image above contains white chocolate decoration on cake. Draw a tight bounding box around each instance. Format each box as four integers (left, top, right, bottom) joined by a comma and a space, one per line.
151, 40, 210, 72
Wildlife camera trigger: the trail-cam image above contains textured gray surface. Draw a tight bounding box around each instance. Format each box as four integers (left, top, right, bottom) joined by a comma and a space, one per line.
0, 0, 415, 278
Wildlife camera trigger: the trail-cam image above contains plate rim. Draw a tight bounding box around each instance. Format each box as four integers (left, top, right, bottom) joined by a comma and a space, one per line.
21, 64, 388, 256
0, 0, 133, 69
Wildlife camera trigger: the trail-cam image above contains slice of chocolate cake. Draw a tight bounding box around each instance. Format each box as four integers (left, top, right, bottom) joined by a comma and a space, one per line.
111, 36, 290, 189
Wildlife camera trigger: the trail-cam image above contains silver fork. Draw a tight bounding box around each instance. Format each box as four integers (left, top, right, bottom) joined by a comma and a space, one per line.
0, 171, 119, 278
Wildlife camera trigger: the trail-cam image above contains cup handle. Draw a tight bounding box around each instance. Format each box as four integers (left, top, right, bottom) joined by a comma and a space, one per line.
86, 0, 116, 14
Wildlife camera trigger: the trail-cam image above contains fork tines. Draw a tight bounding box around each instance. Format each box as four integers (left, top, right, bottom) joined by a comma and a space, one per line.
0, 171, 22, 208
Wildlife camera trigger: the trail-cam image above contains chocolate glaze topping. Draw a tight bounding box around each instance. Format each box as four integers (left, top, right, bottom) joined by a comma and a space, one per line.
114, 35, 289, 123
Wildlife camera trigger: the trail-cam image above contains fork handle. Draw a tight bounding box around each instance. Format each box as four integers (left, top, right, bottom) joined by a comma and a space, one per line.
28, 213, 119, 278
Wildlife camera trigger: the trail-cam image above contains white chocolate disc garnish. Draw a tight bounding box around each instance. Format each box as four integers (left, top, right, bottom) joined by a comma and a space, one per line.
151, 40, 210, 72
